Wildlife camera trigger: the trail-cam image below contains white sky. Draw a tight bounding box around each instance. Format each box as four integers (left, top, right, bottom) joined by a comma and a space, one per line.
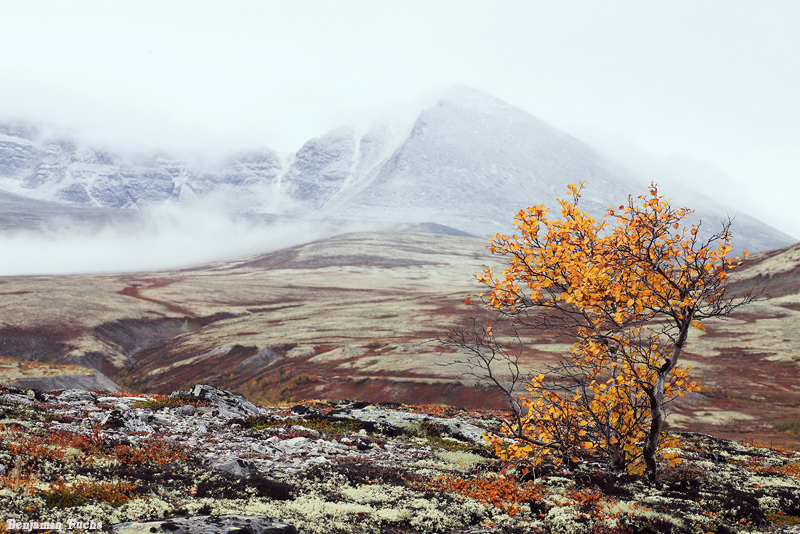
1, 1, 798, 239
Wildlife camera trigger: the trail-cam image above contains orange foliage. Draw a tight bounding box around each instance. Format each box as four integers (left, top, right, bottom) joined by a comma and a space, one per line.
558, 488, 653, 523
754, 462, 800, 479
40, 479, 140, 508
1, 426, 187, 468
741, 441, 800, 456
411, 475, 544, 516
108, 438, 189, 465
473, 183, 749, 476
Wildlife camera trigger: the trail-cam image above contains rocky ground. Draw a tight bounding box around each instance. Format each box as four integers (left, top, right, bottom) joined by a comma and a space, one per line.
1, 384, 799, 534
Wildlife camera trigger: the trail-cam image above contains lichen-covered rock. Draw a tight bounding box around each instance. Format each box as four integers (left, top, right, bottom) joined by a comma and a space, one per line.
214, 458, 261, 476
331, 406, 488, 446
58, 388, 98, 404
112, 514, 297, 533
100, 409, 155, 433
175, 404, 196, 416
0, 392, 35, 406
177, 384, 259, 418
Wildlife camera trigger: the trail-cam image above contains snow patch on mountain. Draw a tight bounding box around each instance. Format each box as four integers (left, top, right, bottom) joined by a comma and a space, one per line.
326, 86, 641, 235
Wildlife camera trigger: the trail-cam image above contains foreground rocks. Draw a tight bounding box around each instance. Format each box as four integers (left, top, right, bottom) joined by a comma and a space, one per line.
0, 384, 799, 533
113, 514, 297, 533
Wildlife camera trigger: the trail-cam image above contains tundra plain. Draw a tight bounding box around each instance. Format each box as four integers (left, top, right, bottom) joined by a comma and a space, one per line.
0, 230, 798, 447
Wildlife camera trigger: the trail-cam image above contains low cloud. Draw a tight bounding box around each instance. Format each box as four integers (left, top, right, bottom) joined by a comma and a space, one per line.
566, 127, 800, 241
0, 204, 375, 276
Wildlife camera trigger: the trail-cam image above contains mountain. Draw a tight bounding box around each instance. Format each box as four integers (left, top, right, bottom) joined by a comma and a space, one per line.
0, 122, 291, 210
318, 88, 795, 253
0, 88, 794, 252
318, 87, 638, 233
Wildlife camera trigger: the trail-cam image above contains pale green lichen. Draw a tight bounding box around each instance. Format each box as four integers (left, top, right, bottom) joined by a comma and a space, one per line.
757, 495, 783, 514
109, 497, 174, 524
544, 504, 586, 534
339, 484, 406, 504
413, 454, 488, 474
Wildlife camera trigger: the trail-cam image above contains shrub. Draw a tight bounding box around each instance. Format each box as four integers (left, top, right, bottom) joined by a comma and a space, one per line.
445, 183, 756, 479
409, 474, 544, 516
767, 512, 800, 527
40, 479, 140, 508
1, 427, 188, 467
244, 416, 365, 436
774, 421, 800, 439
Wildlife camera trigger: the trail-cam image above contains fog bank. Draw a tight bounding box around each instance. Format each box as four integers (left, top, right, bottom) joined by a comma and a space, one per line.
0, 204, 371, 276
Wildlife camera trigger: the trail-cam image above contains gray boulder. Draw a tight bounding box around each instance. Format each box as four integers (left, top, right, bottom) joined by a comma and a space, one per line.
212, 458, 260, 476
177, 384, 259, 418
58, 389, 98, 404
174, 404, 196, 416
332, 406, 489, 446
100, 409, 154, 433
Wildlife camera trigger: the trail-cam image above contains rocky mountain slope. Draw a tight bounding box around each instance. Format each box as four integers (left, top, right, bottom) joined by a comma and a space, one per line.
0, 88, 793, 253
0, 122, 285, 210
0, 188, 142, 232
0, 356, 119, 393
1, 383, 799, 533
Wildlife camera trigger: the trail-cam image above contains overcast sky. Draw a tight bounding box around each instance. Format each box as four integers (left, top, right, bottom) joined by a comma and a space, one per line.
1, 1, 798, 239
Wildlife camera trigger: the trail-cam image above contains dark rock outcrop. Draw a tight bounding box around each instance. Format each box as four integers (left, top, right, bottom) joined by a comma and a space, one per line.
112, 514, 297, 534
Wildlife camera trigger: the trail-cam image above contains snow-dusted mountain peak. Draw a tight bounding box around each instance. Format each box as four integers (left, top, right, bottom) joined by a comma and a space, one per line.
438, 84, 515, 111
0, 87, 794, 253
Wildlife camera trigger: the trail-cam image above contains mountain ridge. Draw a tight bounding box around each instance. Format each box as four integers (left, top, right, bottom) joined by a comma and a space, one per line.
0, 87, 794, 253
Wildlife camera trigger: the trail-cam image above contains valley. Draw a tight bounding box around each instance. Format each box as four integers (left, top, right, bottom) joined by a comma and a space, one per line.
0, 230, 798, 448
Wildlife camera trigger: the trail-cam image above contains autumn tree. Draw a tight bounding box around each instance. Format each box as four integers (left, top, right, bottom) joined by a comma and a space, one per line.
445, 183, 757, 480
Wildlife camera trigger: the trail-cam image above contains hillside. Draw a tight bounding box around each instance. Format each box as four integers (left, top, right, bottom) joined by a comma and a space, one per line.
0, 231, 798, 448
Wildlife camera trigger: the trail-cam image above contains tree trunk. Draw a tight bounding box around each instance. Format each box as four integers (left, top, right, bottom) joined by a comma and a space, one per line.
643, 312, 693, 481
643, 371, 666, 481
